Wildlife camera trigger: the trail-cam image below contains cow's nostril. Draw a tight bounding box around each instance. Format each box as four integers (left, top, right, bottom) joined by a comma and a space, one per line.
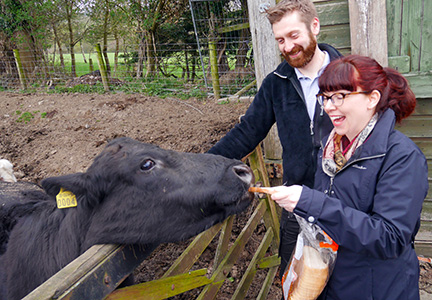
233, 165, 254, 184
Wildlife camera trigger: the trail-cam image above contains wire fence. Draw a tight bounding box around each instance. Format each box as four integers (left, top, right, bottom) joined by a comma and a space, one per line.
0, 0, 256, 100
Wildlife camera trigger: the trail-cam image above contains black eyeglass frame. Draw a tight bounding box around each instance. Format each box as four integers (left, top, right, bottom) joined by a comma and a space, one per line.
316, 91, 371, 107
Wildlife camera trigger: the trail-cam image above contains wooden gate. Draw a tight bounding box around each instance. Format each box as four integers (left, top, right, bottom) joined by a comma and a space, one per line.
23, 146, 282, 299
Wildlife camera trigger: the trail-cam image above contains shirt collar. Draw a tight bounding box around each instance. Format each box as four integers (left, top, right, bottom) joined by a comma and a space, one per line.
294, 51, 330, 80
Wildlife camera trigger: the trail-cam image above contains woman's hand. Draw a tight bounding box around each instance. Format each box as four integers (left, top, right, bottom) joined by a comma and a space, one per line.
270, 185, 303, 212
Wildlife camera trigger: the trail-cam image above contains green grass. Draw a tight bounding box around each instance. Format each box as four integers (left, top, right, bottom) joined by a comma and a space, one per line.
53, 52, 201, 78
60, 53, 116, 76
44, 52, 254, 99
15, 110, 47, 123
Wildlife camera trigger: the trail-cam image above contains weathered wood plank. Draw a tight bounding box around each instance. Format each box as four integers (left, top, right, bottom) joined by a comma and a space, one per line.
388, 55, 410, 73
247, 0, 282, 161
315, 0, 350, 54
405, 74, 432, 99
398, 0, 411, 59
257, 254, 281, 269
217, 22, 249, 34
161, 222, 222, 278
231, 228, 274, 300
348, 0, 388, 66
23, 244, 157, 300
416, 220, 432, 257
213, 215, 234, 270
316, 0, 351, 52
386, 0, 403, 57
422, 200, 432, 221
420, 0, 432, 72
247, 0, 279, 87
427, 160, 432, 179
407, 0, 424, 72
411, 139, 432, 157
197, 200, 267, 299
417, 221, 432, 241
256, 265, 279, 300
414, 98, 432, 115
415, 243, 432, 258
106, 269, 212, 300
424, 181, 432, 202
318, 24, 351, 50
396, 116, 432, 138
315, 0, 349, 26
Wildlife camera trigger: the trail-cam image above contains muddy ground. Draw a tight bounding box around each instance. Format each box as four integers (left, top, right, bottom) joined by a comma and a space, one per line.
0, 91, 430, 299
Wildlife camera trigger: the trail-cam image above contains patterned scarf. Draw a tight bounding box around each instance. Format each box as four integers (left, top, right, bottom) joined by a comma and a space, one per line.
333, 134, 347, 171
322, 113, 378, 176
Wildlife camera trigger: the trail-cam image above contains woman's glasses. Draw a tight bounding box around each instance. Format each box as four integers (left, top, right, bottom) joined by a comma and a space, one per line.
316, 91, 371, 107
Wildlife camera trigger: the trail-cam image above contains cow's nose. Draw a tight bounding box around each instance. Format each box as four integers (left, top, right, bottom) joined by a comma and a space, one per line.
232, 164, 254, 185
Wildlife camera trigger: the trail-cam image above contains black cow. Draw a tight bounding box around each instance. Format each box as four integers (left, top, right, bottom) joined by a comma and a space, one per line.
0, 137, 254, 300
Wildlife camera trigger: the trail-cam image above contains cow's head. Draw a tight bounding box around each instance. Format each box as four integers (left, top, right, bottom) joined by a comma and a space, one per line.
41, 137, 254, 247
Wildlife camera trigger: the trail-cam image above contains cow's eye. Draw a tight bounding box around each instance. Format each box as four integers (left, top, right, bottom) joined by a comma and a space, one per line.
140, 159, 155, 171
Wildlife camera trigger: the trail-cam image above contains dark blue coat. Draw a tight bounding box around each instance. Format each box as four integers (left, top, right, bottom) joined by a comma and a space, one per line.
294, 109, 429, 300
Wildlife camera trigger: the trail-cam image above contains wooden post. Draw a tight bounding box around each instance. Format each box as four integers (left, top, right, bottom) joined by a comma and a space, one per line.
89, 58, 94, 73
348, 0, 388, 66
208, 11, 221, 100
208, 40, 221, 100
13, 49, 28, 90
247, 0, 283, 161
95, 44, 110, 91
247, 0, 280, 87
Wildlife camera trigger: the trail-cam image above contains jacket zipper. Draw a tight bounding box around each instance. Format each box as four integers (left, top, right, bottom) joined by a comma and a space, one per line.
277, 71, 319, 152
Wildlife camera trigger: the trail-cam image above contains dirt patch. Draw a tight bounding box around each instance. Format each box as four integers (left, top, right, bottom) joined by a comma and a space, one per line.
0, 92, 249, 182
0, 91, 430, 299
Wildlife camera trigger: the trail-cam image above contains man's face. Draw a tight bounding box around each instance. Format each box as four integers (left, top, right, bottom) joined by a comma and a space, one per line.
272, 11, 319, 68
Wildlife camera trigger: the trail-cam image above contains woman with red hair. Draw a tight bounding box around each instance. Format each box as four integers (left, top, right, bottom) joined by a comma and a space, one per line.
270, 55, 428, 299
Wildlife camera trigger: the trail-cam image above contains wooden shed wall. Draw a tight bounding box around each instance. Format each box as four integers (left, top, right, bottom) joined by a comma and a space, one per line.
397, 95, 432, 257
388, 0, 432, 256
315, 0, 351, 55
313, 0, 432, 256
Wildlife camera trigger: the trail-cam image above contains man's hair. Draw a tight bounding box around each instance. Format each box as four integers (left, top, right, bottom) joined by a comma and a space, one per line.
266, 0, 318, 27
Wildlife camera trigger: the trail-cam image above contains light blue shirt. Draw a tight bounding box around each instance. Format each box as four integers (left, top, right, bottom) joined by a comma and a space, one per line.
294, 51, 330, 120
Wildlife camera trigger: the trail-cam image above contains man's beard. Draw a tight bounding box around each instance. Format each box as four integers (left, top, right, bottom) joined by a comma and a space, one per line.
282, 31, 317, 68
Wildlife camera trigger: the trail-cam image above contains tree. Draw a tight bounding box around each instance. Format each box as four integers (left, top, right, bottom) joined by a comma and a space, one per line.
0, 0, 53, 82
53, 0, 90, 77
126, 0, 188, 79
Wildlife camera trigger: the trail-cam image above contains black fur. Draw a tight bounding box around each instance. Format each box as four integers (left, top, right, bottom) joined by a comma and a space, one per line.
0, 137, 253, 300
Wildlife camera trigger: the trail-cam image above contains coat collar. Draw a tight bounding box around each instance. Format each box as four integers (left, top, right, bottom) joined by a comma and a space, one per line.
349, 109, 396, 160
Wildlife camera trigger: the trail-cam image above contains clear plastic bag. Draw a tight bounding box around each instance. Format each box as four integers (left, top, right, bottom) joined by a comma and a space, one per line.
281, 214, 338, 300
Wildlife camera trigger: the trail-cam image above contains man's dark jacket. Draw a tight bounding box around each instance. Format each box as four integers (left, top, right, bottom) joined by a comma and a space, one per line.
208, 43, 343, 275
209, 44, 342, 188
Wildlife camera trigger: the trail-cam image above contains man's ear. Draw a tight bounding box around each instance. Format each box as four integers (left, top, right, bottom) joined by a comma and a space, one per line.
368, 90, 381, 110
311, 17, 320, 36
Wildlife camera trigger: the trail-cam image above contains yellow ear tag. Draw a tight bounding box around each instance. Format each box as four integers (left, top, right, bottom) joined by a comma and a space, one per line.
56, 188, 78, 209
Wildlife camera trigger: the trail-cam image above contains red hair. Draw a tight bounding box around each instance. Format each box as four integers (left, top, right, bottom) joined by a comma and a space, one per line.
318, 55, 416, 122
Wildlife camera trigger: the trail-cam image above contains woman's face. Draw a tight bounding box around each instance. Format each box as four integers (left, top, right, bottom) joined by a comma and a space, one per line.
322, 88, 380, 141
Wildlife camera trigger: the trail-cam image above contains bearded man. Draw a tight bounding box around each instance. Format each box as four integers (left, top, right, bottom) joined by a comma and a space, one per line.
208, 0, 342, 281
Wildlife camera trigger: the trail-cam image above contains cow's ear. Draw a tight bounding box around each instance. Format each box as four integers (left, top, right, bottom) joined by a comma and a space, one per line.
41, 173, 102, 208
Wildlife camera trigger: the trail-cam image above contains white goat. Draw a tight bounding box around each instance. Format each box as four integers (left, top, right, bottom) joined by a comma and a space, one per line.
0, 159, 17, 182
